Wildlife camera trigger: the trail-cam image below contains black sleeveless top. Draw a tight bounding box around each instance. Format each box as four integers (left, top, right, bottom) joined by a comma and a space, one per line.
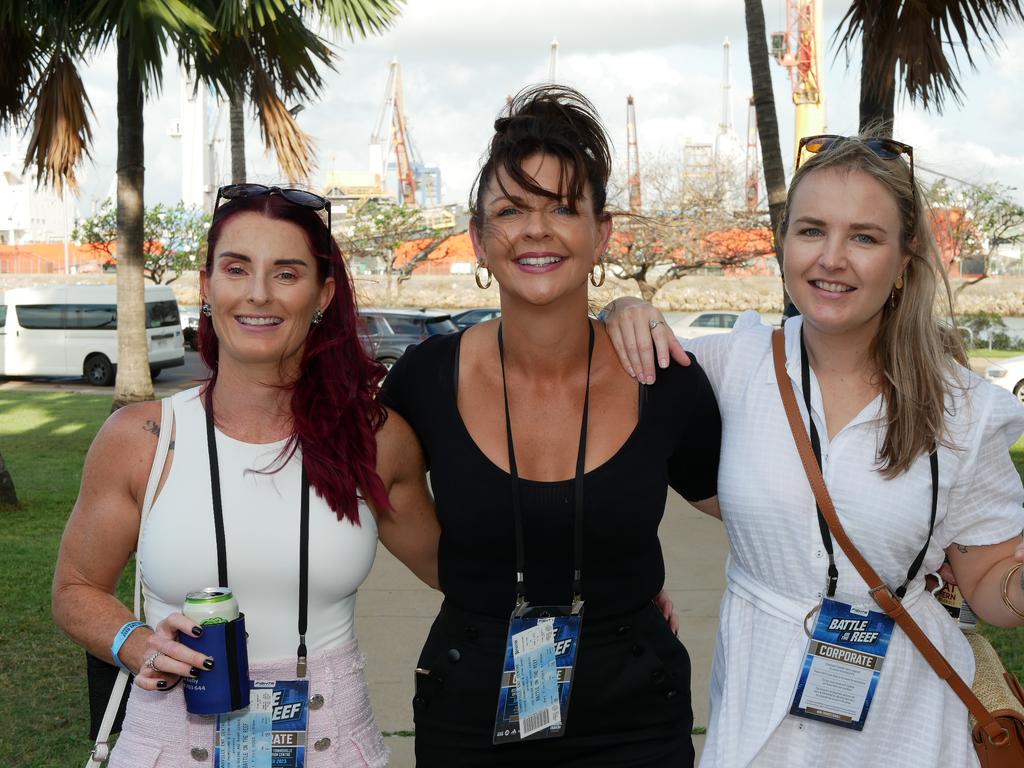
380, 331, 722, 619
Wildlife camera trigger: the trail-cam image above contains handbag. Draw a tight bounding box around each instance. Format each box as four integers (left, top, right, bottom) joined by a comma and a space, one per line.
86, 396, 174, 767
770, 329, 1024, 768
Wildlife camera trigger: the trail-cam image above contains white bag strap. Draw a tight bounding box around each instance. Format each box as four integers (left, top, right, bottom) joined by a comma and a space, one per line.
87, 396, 175, 767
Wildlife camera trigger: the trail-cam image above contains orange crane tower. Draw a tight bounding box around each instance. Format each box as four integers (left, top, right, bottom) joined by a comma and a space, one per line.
369, 60, 418, 207
626, 95, 641, 213
771, 0, 826, 164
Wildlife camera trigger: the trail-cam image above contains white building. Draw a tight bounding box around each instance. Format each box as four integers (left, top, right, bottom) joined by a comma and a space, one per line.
0, 133, 73, 245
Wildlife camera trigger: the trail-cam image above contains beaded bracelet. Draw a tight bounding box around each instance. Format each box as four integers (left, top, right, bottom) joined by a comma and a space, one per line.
1000, 562, 1024, 621
110, 620, 148, 673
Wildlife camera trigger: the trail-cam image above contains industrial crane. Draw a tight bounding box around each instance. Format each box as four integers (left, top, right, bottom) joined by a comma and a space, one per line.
771, 0, 826, 164
626, 96, 641, 213
369, 59, 418, 207
744, 97, 760, 211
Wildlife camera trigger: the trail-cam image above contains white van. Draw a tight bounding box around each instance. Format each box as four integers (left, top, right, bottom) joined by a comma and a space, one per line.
0, 284, 185, 386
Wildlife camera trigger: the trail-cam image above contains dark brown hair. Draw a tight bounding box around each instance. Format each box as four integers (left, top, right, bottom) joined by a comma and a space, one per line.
470, 85, 612, 225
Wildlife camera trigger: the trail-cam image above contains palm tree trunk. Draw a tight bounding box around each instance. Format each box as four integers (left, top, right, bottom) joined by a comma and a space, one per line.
858, 3, 896, 135
0, 449, 17, 506
113, 34, 153, 411
744, 0, 789, 306
229, 85, 246, 184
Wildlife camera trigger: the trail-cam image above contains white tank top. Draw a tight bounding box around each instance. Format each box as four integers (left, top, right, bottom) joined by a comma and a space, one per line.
139, 387, 378, 661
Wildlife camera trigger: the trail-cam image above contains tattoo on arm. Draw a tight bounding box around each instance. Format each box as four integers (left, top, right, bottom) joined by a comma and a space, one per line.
956, 544, 969, 554
143, 420, 174, 451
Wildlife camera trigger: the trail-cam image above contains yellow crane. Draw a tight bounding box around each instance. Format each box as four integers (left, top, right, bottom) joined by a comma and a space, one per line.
771, 0, 827, 166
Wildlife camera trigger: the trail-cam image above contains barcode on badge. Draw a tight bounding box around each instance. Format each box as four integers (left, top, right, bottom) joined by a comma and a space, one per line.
520, 702, 560, 739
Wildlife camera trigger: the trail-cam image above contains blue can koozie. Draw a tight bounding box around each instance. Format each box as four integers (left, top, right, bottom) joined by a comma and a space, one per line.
180, 614, 250, 715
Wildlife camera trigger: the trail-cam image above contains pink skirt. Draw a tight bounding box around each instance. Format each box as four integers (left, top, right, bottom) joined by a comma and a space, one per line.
109, 638, 388, 767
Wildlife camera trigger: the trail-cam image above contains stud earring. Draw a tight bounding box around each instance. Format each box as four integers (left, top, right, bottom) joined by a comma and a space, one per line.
201, 302, 212, 317
590, 262, 606, 288
311, 308, 324, 325
474, 263, 492, 290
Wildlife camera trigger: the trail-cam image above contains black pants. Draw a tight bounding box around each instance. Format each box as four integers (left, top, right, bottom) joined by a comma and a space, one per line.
413, 600, 694, 767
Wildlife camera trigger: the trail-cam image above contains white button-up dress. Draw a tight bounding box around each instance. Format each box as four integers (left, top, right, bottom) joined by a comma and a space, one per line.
688, 314, 1024, 768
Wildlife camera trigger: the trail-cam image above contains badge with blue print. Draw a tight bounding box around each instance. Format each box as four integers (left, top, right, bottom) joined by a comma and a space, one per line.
790, 598, 894, 730
493, 602, 583, 744
216, 679, 309, 768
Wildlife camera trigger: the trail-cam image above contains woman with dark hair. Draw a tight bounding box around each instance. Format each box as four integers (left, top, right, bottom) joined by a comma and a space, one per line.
604, 133, 1024, 766
380, 85, 722, 766
53, 187, 437, 766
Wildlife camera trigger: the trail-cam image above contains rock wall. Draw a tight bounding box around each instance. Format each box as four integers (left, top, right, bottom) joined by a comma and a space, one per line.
4, 272, 1024, 315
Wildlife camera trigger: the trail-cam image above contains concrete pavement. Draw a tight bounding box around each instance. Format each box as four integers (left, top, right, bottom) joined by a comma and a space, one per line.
355, 493, 729, 767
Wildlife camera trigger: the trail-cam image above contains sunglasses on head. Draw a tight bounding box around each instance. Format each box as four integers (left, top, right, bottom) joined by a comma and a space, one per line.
214, 183, 333, 241
796, 134, 914, 183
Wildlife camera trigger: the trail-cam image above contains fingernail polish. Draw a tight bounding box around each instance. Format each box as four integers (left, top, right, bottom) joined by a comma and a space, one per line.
627, 367, 636, 378
659, 358, 668, 368
156, 680, 168, 690
203, 658, 215, 670
191, 626, 203, 637
190, 667, 202, 677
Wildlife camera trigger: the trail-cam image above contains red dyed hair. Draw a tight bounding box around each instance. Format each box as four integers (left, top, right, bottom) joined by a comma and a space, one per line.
199, 192, 388, 524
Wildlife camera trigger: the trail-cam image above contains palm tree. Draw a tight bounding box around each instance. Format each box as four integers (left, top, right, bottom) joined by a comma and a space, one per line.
196, 0, 404, 185
744, 0, 789, 303
3, 2, 218, 409
836, 1, 1024, 135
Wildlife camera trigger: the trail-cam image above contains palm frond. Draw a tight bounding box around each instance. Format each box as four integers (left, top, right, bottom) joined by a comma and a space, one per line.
310, 0, 405, 42
24, 52, 93, 193
84, 0, 216, 95
835, 0, 1024, 111
0, 22, 44, 130
251, 68, 316, 183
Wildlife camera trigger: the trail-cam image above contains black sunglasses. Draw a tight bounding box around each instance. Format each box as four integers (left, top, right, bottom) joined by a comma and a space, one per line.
214, 184, 332, 242
796, 134, 914, 185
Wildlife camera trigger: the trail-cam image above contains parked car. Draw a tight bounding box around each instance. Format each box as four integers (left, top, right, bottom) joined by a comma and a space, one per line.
670, 310, 740, 339
986, 355, 1024, 402
451, 307, 501, 329
358, 309, 459, 369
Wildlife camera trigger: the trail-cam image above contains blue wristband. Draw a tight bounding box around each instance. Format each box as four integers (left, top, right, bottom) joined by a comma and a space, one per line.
110, 620, 148, 673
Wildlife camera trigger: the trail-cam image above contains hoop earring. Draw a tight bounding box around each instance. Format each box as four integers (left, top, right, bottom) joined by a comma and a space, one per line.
474, 264, 492, 290
311, 308, 324, 325
590, 262, 606, 288
201, 302, 212, 317
890, 274, 905, 309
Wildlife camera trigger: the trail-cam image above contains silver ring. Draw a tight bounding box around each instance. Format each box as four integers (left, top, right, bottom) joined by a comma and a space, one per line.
144, 651, 162, 671
649, 320, 665, 330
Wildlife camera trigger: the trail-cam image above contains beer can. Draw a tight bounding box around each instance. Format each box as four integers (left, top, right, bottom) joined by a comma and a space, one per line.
183, 588, 239, 626
180, 587, 250, 715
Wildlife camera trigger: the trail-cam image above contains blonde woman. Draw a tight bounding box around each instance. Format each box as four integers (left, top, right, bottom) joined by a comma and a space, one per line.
606, 133, 1024, 767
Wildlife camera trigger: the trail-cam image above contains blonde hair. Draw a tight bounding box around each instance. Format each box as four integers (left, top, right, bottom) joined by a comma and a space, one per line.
779, 132, 966, 477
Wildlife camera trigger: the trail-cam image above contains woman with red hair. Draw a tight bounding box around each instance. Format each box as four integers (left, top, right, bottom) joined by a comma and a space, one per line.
53, 186, 437, 766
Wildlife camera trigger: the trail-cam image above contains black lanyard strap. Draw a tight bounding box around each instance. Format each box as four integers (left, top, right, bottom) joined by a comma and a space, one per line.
798, 328, 938, 599
205, 406, 311, 677
498, 321, 594, 607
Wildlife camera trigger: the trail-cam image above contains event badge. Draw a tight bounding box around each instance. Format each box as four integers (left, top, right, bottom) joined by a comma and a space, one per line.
493, 603, 583, 743
216, 680, 309, 768
790, 598, 894, 730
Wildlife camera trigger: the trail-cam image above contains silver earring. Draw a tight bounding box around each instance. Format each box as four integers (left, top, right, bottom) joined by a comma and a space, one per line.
590, 262, 606, 288
201, 302, 212, 317
311, 309, 324, 325
474, 264, 492, 290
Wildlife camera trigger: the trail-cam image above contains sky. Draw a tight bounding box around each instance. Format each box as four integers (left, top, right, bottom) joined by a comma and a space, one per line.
23, 0, 1024, 215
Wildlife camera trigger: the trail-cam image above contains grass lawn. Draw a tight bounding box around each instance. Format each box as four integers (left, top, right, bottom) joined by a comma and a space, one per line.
970, 349, 1024, 359
0, 391, 125, 766
1, 392, 1022, 764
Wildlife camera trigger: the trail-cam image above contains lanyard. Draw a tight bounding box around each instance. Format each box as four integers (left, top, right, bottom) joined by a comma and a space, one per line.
497, 322, 594, 608
205, 407, 311, 677
798, 329, 938, 599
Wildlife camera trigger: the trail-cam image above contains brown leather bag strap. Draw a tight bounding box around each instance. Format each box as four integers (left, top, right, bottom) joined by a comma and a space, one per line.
770, 329, 1009, 746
